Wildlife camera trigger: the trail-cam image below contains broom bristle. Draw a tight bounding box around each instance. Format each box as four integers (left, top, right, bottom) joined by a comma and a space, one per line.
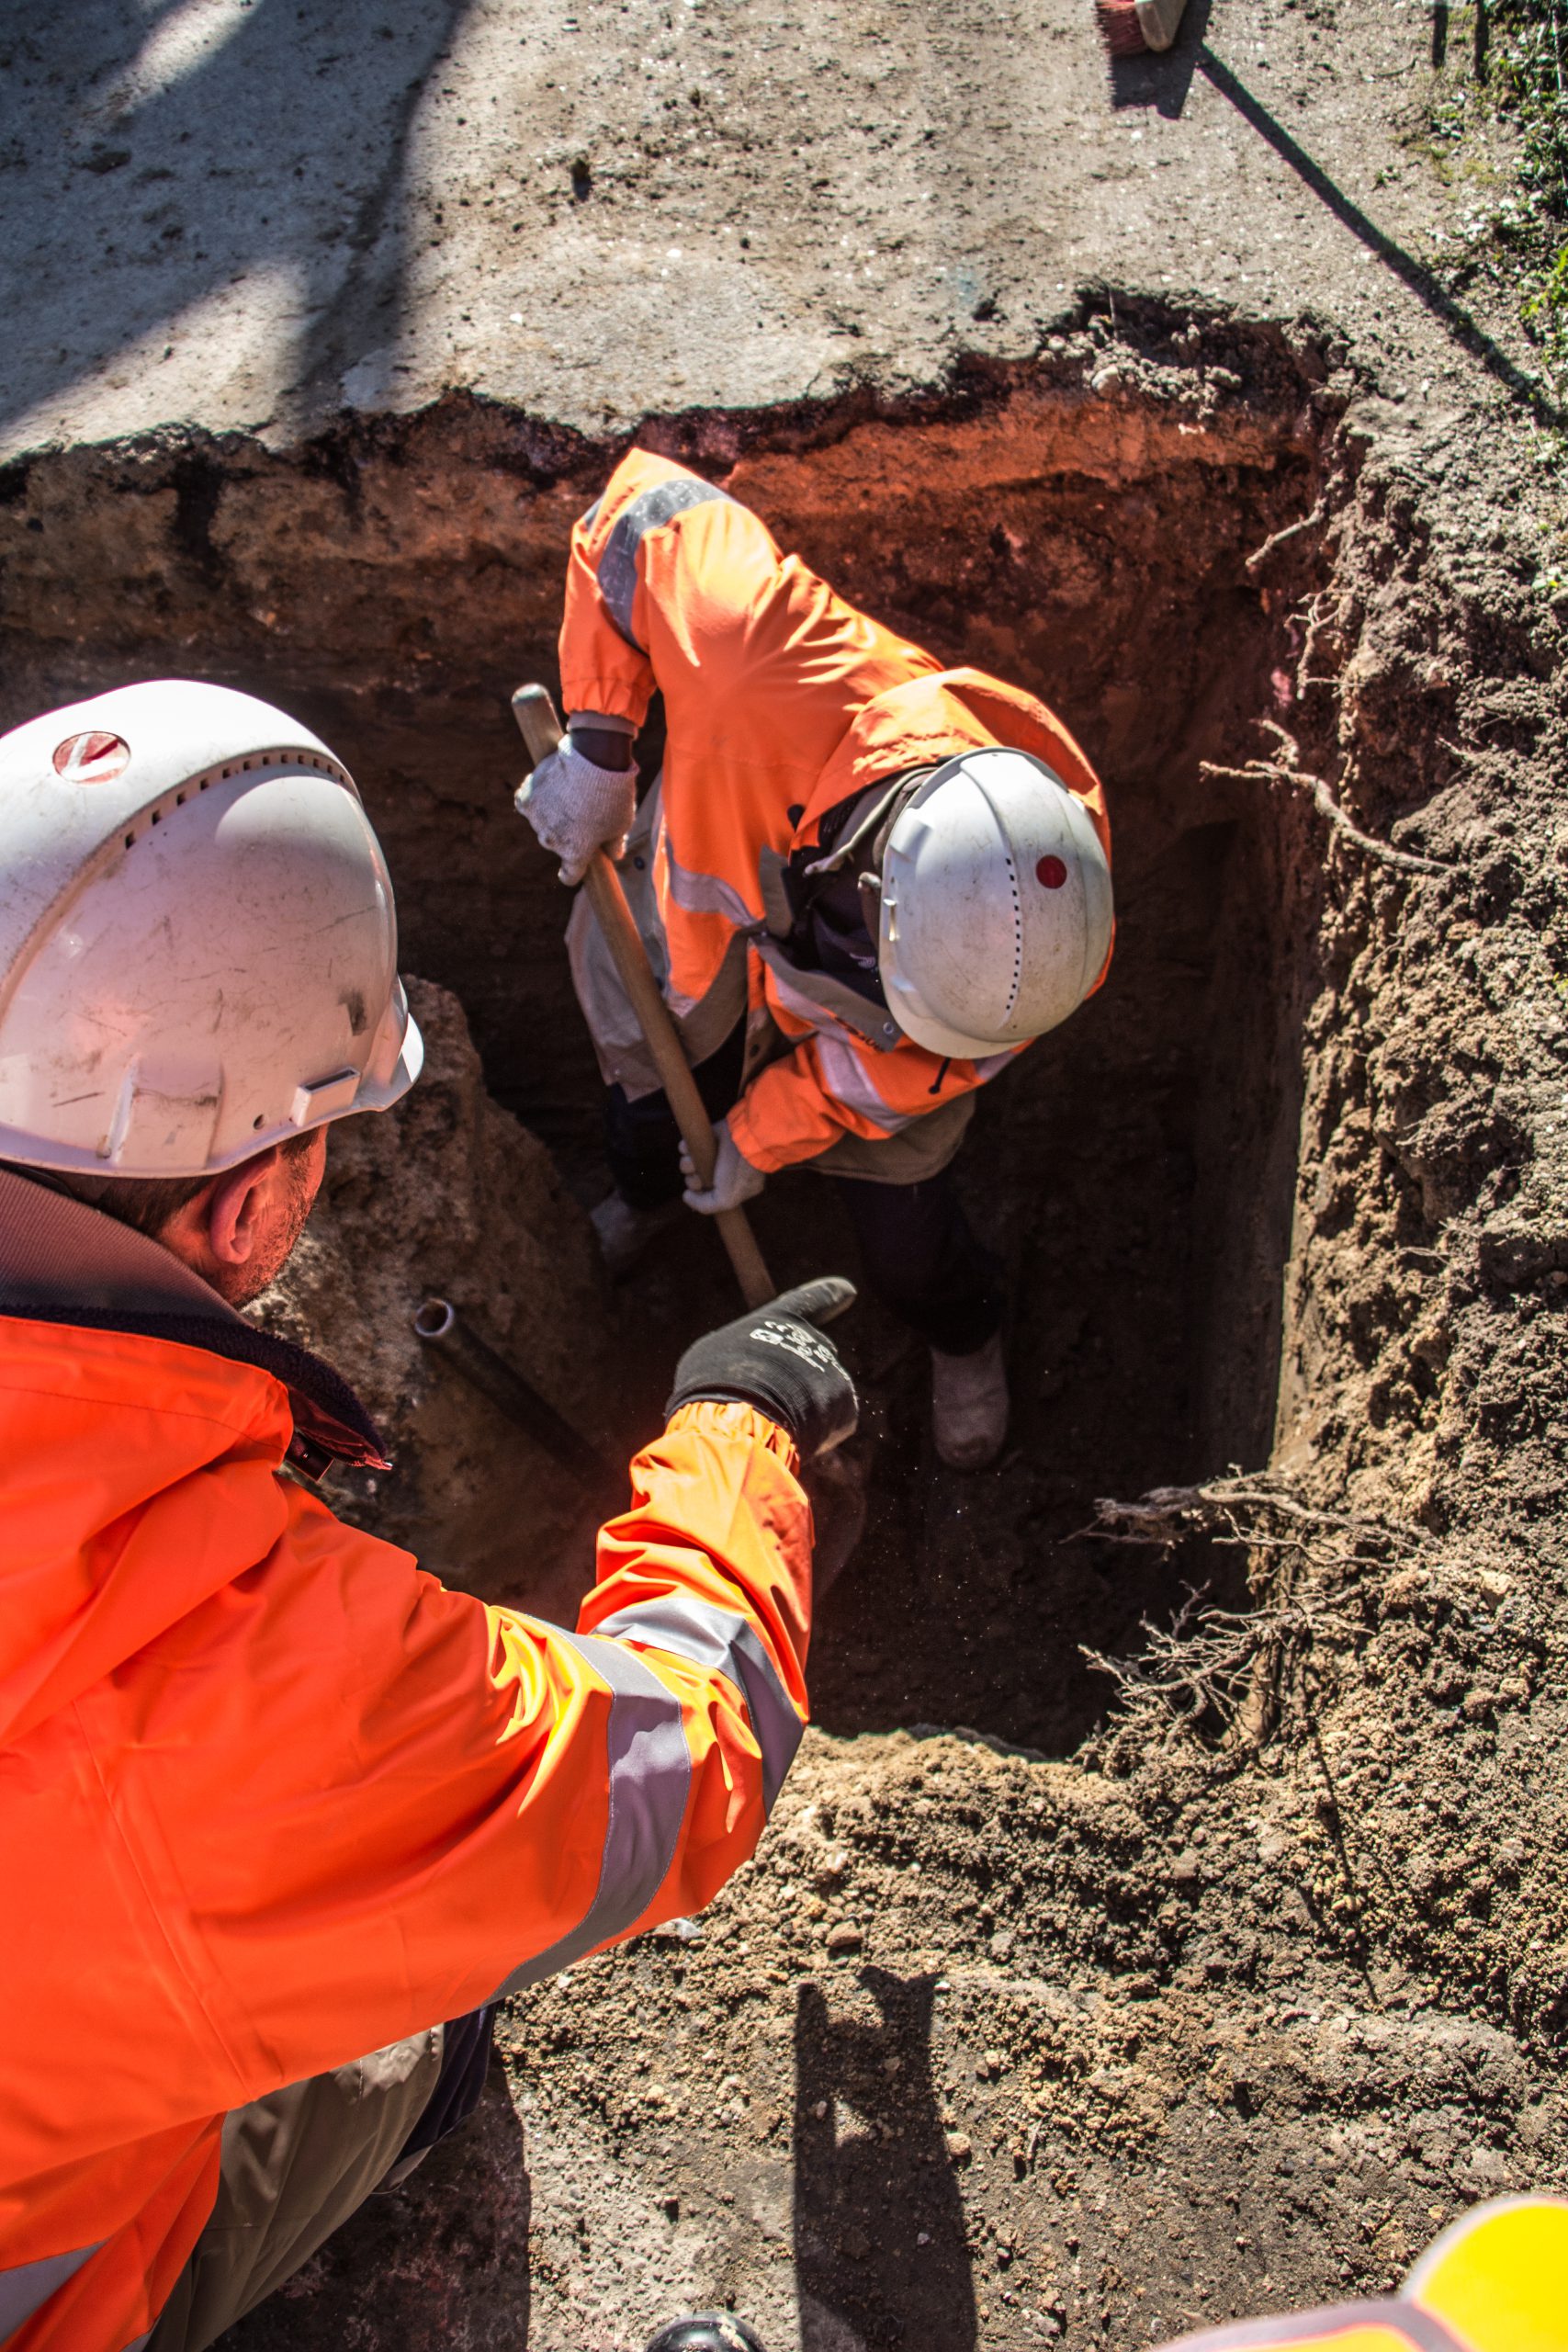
1095, 0, 1151, 55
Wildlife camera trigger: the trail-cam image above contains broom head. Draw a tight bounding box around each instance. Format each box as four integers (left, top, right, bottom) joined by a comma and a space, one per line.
1096, 0, 1189, 55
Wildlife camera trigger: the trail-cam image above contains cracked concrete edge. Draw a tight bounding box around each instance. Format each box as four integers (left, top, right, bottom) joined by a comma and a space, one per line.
0, 0, 1551, 498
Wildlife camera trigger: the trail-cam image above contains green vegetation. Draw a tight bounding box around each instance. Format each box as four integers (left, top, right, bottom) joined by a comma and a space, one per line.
1433, 4, 1568, 380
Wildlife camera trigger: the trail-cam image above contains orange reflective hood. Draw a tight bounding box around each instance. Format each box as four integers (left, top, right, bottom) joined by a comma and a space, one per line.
0, 1170, 388, 1747
797, 667, 1111, 856
0, 1313, 298, 1748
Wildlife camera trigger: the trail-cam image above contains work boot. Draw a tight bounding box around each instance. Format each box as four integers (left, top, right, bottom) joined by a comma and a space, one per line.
590, 1189, 682, 1281
645, 2320, 767, 2352
930, 1330, 1009, 1471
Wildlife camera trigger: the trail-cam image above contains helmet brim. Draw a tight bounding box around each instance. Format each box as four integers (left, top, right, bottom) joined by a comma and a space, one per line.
879, 972, 1018, 1062
355, 1006, 424, 1114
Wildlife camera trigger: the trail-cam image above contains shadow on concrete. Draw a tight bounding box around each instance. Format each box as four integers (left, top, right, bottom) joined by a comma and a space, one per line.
794, 1970, 976, 2351
1107, 0, 1215, 119
1193, 46, 1565, 430
0, 0, 478, 443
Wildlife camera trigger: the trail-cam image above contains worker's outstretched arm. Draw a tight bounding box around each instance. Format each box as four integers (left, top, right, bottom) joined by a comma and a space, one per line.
119, 1286, 857, 2111
562, 1277, 858, 1948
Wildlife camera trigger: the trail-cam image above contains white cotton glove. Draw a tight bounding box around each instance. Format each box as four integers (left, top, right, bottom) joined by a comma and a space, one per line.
681, 1117, 766, 1216
514, 741, 637, 886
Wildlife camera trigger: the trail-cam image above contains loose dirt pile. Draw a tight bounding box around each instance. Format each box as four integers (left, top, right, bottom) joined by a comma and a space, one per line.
3, 321, 1566, 2350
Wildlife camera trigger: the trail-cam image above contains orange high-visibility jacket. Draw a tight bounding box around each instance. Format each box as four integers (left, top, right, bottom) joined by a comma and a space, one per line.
559, 448, 1113, 1175
0, 1172, 813, 2352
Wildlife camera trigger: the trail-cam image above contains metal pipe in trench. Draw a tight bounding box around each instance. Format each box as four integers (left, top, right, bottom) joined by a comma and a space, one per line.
412, 1297, 613, 1492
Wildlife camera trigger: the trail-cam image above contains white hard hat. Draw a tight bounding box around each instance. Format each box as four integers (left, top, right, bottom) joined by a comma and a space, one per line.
877, 747, 1113, 1060
0, 678, 422, 1177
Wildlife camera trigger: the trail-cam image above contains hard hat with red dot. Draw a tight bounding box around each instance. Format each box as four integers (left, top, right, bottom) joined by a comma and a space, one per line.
0, 678, 422, 1176
875, 746, 1113, 1060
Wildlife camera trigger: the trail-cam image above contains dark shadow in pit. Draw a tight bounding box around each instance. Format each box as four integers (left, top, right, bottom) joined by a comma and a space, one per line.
794, 1970, 976, 2352
794, 793, 1295, 1751
582, 636, 1310, 1756
0, 0, 478, 442
218, 2062, 531, 2352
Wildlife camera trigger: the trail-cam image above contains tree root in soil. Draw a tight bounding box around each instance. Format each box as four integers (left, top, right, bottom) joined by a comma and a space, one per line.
1244, 498, 1328, 573
1201, 721, 1456, 878
1084, 1473, 1427, 1556
1077, 1475, 1427, 1766
1080, 1587, 1354, 1765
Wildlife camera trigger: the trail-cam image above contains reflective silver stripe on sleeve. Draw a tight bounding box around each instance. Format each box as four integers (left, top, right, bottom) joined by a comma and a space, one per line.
579, 494, 603, 528
497, 1633, 693, 1995
597, 477, 735, 649
660, 833, 759, 932
594, 1594, 802, 1814
751, 933, 894, 1049
810, 1029, 919, 1134
0, 2243, 103, 2340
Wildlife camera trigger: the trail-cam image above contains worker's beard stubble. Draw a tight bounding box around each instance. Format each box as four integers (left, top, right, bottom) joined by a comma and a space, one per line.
211, 1135, 326, 1308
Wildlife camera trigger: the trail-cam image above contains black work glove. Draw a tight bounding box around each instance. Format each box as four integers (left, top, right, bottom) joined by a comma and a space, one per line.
665, 1278, 859, 1458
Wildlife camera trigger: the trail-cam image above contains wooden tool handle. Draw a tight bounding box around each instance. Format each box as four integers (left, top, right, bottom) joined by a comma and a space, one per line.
512, 685, 775, 1309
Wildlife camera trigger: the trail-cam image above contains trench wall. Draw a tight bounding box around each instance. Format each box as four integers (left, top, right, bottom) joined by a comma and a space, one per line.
0, 321, 1340, 1747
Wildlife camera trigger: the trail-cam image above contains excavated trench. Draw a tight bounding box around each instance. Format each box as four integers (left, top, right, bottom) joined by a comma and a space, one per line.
0, 322, 1338, 1757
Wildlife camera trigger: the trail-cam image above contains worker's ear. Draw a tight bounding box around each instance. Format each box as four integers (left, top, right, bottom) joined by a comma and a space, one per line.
204, 1145, 285, 1268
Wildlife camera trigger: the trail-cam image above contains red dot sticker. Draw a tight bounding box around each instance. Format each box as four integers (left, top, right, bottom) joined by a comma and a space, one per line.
1036, 854, 1067, 889
53, 730, 130, 784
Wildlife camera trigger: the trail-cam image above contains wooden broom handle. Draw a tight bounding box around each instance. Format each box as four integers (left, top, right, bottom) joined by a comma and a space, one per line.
512, 684, 775, 1310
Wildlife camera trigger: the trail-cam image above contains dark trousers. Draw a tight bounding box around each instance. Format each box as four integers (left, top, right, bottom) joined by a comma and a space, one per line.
397, 2001, 498, 2161
605, 1028, 1004, 1358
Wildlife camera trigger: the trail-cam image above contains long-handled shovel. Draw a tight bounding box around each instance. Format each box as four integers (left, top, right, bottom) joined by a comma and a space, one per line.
511, 684, 775, 1310
513, 685, 870, 1586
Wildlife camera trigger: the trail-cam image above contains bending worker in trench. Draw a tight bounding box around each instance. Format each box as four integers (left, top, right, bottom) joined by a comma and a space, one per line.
0, 679, 856, 2352
518, 448, 1115, 1472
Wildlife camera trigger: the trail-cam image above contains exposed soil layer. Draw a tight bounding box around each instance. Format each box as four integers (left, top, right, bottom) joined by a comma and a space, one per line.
5, 321, 1568, 2350
1, 314, 1334, 1748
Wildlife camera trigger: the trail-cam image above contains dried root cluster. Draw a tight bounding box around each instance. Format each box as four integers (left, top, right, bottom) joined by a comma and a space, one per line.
1079, 1476, 1428, 1769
